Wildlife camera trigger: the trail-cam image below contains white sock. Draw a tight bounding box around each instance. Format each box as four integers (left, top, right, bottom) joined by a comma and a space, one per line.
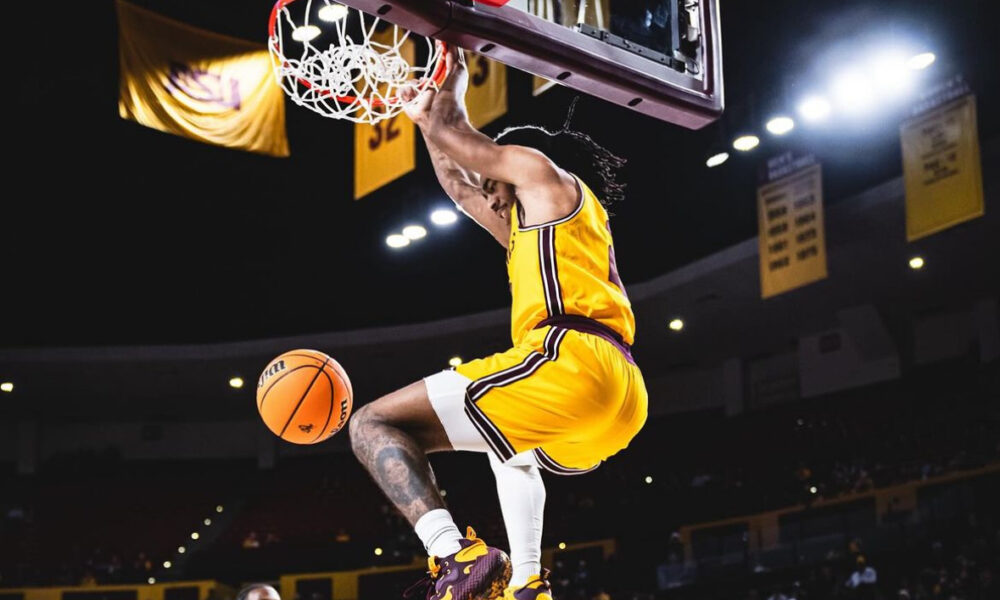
414, 508, 463, 557
489, 452, 545, 587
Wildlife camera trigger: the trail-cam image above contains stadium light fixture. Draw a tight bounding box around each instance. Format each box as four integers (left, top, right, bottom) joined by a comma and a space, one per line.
908, 52, 935, 70
449, 356, 463, 367
809, 486, 818, 494
766, 116, 795, 136
204, 518, 212, 526
871, 53, 915, 97
706, 152, 729, 168
374, 547, 384, 556
386, 234, 410, 249
798, 96, 832, 122
178, 546, 186, 554
909, 256, 925, 270
645, 476, 653, 484
318, 3, 349, 22
149, 578, 156, 585
163, 561, 172, 569
558, 542, 567, 550
229, 377, 244, 389
291, 25, 321, 43
669, 318, 684, 332
191, 532, 200, 540
403, 225, 427, 240
430, 208, 459, 226
832, 69, 875, 112
732, 135, 760, 152
216, 505, 224, 513
0, 382, 12, 393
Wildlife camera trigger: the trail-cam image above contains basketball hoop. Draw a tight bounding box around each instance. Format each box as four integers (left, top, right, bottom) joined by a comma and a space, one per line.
267, 0, 448, 124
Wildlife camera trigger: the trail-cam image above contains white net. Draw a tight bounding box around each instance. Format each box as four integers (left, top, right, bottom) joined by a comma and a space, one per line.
268, 0, 445, 124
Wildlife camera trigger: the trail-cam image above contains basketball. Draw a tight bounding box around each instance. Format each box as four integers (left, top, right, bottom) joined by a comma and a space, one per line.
256, 349, 353, 445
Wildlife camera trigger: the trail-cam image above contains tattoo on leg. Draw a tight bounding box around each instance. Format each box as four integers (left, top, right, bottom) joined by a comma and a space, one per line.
351, 408, 446, 524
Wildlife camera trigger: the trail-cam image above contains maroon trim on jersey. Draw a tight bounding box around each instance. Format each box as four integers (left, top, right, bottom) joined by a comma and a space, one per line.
466, 327, 567, 402
533, 447, 601, 476
538, 226, 564, 317
535, 314, 635, 365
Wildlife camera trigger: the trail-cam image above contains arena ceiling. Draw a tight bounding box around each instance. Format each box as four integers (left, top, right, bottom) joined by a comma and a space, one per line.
3, 0, 997, 348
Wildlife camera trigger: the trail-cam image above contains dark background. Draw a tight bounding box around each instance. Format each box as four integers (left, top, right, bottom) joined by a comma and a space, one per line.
3, 0, 996, 347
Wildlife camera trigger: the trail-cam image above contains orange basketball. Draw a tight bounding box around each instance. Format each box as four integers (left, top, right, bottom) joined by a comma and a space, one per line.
256, 349, 353, 445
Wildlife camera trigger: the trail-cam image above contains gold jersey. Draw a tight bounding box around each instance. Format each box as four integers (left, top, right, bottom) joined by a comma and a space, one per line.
506, 176, 635, 346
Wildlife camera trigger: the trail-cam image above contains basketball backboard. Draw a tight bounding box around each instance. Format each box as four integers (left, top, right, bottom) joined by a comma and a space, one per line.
330, 0, 723, 128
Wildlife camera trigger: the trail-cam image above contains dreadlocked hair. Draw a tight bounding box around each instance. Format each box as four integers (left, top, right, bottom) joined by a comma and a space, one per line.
493, 98, 627, 207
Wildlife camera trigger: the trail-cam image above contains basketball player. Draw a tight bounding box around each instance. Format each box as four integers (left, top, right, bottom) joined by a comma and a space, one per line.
349, 47, 647, 600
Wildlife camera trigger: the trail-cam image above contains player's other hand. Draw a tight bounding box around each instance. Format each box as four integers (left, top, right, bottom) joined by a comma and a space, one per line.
401, 83, 435, 126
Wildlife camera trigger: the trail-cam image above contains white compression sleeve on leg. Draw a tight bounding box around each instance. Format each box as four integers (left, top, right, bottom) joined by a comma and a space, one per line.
489, 451, 545, 587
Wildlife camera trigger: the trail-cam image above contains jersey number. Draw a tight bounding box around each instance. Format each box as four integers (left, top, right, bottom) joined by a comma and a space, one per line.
368, 115, 402, 150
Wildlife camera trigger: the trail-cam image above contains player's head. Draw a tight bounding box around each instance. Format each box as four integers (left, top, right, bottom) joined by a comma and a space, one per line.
493, 99, 626, 208
236, 584, 280, 600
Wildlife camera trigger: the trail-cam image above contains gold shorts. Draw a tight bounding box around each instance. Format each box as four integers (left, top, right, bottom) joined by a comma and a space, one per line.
453, 324, 647, 474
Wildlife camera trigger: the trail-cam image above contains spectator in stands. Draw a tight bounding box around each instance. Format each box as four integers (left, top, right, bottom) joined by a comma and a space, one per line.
845, 555, 878, 599
242, 531, 261, 549
236, 583, 280, 600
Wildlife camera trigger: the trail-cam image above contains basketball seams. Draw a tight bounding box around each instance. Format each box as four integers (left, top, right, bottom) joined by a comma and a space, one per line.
312, 370, 336, 443
258, 365, 322, 412
277, 359, 330, 438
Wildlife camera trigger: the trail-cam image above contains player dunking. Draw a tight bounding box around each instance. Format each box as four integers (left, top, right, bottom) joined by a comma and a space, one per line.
349, 47, 648, 600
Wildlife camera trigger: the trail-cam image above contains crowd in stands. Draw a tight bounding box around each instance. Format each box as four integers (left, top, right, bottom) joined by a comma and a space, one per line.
1, 362, 996, 594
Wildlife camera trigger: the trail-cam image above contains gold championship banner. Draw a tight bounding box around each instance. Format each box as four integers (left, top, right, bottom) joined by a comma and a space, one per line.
758, 158, 828, 299
465, 52, 508, 128
354, 36, 416, 199
901, 94, 984, 241
116, 0, 289, 157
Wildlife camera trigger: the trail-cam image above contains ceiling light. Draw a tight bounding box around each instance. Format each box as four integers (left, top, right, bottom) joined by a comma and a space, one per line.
386, 234, 410, 248
732, 135, 760, 152
318, 4, 349, 22
907, 52, 935, 70
798, 96, 832, 122
402, 225, 427, 240
430, 209, 458, 225
291, 25, 321, 43
766, 116, 795, 136
832, 70, 875, 112
706, 152, 729, 168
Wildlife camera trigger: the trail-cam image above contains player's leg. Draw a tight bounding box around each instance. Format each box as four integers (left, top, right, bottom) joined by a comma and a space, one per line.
348, 374, 512, 600
489, 451, 546, 588
424, 367, 548, 592
348, 379, 461, 556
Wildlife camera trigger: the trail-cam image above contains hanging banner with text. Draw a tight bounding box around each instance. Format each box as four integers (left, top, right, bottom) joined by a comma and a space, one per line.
464, 51, 508, 129
757, 158, 828, 299
354, 37, 416, 199
900, 94, 984, 241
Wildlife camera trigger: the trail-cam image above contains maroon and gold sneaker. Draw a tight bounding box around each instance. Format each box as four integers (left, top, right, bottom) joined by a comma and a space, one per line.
503, 569, 554, 600
405, 527, 512, 600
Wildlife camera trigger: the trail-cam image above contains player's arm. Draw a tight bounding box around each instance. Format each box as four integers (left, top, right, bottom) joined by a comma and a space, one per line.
403, 48, 576, 219
420, 131, 510, 247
